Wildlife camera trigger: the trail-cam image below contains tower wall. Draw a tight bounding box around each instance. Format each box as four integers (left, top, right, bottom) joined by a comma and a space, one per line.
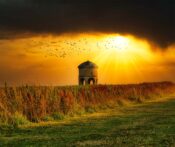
79, 68, 98, 77
78, 61, 98, 85
78, 68, 98, 85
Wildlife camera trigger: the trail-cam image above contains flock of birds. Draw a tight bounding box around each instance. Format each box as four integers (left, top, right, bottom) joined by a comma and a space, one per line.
24, 37, 128, 59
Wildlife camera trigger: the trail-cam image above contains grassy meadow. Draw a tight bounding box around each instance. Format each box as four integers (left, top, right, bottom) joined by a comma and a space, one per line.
0, 82, 175, 146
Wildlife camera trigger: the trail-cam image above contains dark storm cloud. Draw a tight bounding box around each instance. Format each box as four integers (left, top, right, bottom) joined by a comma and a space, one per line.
0, 0, 174, 47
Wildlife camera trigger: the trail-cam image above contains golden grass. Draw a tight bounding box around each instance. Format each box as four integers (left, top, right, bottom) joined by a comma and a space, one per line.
0, 81, 175, 126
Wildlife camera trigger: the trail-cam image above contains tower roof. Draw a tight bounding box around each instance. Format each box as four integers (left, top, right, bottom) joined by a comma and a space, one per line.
78, 60, 98, 69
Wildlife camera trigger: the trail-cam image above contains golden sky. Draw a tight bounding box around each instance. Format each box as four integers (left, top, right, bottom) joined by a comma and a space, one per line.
0, 33, 175, 86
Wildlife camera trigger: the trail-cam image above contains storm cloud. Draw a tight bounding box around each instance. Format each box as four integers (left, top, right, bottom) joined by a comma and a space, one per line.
0, 0, 174, 47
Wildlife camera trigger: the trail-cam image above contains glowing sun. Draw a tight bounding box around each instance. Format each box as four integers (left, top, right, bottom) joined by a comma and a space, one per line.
112, 36, 129, 51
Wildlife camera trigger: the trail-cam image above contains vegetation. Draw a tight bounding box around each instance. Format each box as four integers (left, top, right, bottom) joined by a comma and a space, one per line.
0, 81, 175, 146
1, 96, 175, 146
0, 82, 175, 126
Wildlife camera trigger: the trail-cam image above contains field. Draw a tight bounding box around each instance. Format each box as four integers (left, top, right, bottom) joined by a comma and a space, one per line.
0, 82, 175, 146
1, 97, 175, 146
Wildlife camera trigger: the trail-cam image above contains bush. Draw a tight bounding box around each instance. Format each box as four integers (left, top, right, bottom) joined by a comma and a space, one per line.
51, 113, 65, 120
11, 112, 30, 127
85, 106, 96, 113
41, 116, 54, 122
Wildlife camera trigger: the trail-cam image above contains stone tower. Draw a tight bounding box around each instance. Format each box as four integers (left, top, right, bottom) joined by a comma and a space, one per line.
78, 61, 98, 85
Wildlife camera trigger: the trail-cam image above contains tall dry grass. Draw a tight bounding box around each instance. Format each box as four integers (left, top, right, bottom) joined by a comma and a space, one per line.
0, 82, 174, 125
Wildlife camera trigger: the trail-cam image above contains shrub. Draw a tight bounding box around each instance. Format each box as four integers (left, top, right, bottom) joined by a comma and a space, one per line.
10, 112, 30, 127
51, 113, 64, 120
85, 106, 96, 113
41, 116, 54, 122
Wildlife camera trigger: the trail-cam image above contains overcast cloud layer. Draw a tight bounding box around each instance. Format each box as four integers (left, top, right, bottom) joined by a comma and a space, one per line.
0, 0, 174, 47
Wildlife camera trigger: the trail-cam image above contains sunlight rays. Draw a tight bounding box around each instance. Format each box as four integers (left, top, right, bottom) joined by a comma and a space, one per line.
93, 34, 155, 83
0, 33, 174, 85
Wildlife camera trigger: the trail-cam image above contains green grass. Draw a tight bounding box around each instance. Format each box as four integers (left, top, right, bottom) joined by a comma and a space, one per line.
0, 97, 175, 146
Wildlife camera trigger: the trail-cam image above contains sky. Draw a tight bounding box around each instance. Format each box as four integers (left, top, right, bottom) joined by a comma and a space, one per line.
0, 0, 174, 85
